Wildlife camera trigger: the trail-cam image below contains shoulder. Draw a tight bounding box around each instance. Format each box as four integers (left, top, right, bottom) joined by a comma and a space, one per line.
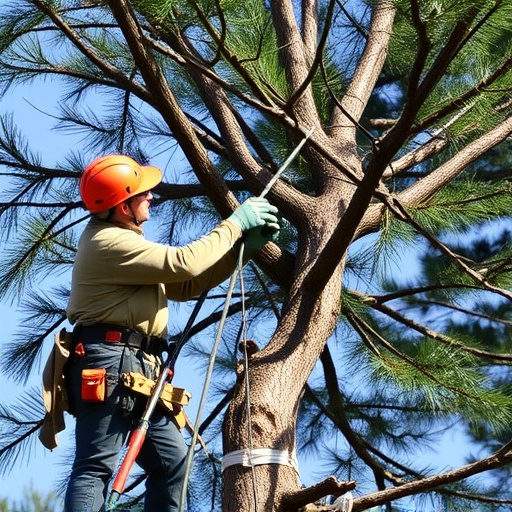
79, 219, 144, 250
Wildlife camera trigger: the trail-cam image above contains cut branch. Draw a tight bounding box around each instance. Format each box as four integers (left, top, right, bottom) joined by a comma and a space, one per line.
280, 476, 356, 511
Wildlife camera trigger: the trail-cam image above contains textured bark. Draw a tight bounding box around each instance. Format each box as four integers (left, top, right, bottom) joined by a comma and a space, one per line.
222, 264, 345, 512
222, 181, 351, 511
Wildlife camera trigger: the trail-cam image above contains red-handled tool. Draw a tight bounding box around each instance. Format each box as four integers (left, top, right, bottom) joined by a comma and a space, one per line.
104, 290, 208, 510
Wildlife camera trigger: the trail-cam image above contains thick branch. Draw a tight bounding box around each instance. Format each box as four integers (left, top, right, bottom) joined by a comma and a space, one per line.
352, 442, 512, 511
106, 0, 237, 218
155, 180, 246, 201
331, 1, 396, 141
270, 1, 310, 92
356, 114, 512, 239
301, 0, 318, 54
382, 137, 448, 180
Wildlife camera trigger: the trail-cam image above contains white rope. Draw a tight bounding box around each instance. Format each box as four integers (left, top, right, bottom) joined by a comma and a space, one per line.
221, 448, 299, 473
178, 249, 244, 512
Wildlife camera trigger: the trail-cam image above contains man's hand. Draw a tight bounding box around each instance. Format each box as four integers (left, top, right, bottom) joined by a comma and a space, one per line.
228, 197, 278, 232
244, 223, 280, 252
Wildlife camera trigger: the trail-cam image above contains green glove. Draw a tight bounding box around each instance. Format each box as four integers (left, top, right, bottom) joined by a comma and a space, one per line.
228, 197, 279, 232
244, 222, 280, 252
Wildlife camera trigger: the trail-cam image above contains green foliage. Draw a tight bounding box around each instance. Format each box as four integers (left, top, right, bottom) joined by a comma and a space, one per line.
368, 339, 512, 427
0, 389, 45, 475
411, 179, 512, 233
1, 0, 512, 510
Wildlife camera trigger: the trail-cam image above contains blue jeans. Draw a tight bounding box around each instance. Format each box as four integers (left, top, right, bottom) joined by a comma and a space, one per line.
64, 341, 188, 512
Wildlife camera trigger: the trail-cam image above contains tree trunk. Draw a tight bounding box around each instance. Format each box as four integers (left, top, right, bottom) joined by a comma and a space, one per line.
222, 252, 344, 511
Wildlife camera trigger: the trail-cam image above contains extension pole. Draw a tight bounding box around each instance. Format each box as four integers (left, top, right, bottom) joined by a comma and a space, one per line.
258, 126, 315, 199
178, 125, 315, 512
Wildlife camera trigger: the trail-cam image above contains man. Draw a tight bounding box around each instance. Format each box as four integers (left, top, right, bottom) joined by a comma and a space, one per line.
64, 154, 279, 512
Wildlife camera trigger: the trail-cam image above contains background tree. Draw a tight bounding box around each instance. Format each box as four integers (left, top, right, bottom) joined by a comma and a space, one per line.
1, 0, 512, 511
0, 485, 62, 512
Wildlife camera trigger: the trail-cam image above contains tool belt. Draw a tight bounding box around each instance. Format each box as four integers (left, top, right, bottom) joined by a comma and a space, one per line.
120, 371, 191, 429
75, 324, 168, 356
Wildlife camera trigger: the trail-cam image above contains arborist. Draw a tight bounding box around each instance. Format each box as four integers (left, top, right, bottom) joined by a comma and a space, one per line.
60, 154, 280, 512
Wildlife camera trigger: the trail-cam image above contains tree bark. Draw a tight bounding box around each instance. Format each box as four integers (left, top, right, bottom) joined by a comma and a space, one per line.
222, 215, 347, 511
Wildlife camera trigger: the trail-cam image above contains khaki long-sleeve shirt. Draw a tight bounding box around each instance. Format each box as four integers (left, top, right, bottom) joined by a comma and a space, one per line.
66, 217, 243, 337
39, 217, 243, 450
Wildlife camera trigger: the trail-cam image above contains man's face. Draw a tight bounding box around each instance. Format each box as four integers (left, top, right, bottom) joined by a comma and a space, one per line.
130, 190, 154, 223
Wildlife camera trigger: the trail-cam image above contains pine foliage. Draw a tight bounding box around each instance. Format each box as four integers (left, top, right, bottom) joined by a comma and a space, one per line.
1, 0, 512, 510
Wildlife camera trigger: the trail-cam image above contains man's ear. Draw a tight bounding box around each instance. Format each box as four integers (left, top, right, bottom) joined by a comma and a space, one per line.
119, 202, 130, 215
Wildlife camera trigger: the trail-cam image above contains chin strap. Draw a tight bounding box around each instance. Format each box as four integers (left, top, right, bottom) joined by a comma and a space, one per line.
126, 199, 144, 227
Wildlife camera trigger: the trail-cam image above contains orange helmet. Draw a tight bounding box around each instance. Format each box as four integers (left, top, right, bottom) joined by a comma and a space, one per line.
80, 155, 162, 213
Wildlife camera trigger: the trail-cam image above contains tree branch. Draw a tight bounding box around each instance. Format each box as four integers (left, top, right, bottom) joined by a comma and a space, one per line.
106, 0, 238, 219
331, 0, 396, 142
27, 0, 150, 99
356, 114, 512, 240
154, 21, 315, 216
301, 0, 318, 54
349, 290, 512, 364
352, 441, 512, 511
319, 344, 388, 489
386, 196, 512, 303
382, 136, 448, 180
288, 0, 336, 107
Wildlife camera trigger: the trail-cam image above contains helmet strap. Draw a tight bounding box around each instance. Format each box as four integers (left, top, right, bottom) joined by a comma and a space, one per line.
126, 199, 143, 227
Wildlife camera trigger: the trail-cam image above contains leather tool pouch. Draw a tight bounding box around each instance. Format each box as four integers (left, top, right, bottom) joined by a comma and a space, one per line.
81, 368, 107, 402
